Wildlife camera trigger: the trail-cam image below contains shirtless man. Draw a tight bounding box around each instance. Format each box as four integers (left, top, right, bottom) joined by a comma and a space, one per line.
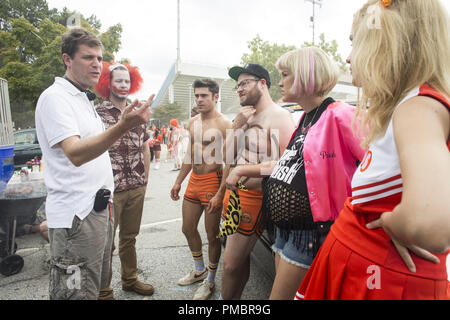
220, 64, 295, 300
170, 79, 232, 300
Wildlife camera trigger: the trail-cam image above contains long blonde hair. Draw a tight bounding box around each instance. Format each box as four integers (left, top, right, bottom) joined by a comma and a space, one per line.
352, 0, 450, 148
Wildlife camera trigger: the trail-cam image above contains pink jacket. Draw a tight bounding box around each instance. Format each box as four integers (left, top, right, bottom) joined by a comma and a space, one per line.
293, 101, 366, 222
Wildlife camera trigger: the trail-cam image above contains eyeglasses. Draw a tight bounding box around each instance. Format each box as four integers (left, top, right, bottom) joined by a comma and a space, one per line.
234, 78, 260, 90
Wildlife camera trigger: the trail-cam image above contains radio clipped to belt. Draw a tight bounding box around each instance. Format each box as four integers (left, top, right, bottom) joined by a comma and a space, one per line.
94, 189, 111, 212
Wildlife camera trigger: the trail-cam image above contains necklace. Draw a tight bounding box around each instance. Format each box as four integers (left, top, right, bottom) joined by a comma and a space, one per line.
300, 107, 320, 134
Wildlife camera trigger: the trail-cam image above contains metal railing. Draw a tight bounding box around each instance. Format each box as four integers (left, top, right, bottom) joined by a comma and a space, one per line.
0, 78, 14, 147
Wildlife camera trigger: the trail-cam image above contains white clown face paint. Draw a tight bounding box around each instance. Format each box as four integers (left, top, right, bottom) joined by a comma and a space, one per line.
111, 69, 131, 99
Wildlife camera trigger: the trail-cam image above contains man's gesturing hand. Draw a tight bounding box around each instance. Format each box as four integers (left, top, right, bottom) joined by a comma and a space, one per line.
121, 94, 155, 131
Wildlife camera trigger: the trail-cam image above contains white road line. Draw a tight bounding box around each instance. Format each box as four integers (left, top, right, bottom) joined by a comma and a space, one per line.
139, 218, 182, 231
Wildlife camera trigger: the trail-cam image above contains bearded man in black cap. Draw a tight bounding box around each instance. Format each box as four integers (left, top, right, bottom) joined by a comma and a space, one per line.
219, 63, 295, 300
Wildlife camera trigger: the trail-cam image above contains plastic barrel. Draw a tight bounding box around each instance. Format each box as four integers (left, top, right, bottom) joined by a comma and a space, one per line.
0, 145, 14, 192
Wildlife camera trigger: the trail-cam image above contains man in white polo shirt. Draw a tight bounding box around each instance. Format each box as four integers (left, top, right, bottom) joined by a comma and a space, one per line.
35, 28, 154, 300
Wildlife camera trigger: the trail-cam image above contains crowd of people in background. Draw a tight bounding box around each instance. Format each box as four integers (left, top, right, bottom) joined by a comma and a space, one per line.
147, 120, 190, 171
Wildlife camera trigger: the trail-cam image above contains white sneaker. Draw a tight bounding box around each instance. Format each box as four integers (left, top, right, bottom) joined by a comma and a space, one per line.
193, 279, 215, 300
178, 269, 207, 286
154, 162, 160, 170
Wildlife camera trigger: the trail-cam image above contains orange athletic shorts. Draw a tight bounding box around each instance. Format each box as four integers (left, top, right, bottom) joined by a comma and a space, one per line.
222, 189, 264, 236
184, 171, 223, 206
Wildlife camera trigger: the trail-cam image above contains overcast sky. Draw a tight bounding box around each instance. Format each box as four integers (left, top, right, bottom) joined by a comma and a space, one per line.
46, 0, 450, 100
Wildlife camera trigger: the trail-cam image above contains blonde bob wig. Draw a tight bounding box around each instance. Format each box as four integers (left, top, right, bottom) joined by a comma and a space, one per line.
276, 46, 339, 98
352, 0, 450, 148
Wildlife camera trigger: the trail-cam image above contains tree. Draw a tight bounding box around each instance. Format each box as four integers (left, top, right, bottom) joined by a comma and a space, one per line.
99, 24, 123, 62
37, 17, 67, 45
0, 61, 38, 127
0, 0, 55, 30
0, 17, 65, 106
0, 30, 20, 66
0, 0, 125, 128
85, 15, 101, 31
152, 102, 187, 125
9, 17, 44, 63
32, 23, 67, 96
0, 61, 37, 103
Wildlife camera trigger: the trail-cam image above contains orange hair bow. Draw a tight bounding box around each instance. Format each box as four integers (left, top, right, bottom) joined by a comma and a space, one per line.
381, 0, 392, 7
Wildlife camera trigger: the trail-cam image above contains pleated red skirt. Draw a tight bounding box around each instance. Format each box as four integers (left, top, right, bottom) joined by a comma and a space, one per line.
296, 230, 449, 300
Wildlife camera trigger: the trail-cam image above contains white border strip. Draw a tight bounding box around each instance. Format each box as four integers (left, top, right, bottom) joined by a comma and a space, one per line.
351, 188, 403, 205
352, 178, 403, 197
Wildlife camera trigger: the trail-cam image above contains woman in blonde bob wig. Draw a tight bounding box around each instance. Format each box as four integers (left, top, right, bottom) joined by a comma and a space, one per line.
296, 0, 450, 300
226, 46, 365, 300
276, 46, 339, 99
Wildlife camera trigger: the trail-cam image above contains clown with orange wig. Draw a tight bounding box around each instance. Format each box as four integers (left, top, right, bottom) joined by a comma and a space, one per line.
94, 62, 156, 299
94, 62, 143, 99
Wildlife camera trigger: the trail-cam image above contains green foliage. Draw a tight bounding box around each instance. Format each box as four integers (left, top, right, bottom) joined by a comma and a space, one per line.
99, 23, 123, 62
85, 15, 101, 30
32, 35, 66, 96
0, 61, 37, 102
152, 102, 188, 125
0, 61, 37, 128
0, 0, 54, 29
37, 18, 66, 45
0, 0, 126, 128
0, 30, 20, 65
10, 18, 44, 63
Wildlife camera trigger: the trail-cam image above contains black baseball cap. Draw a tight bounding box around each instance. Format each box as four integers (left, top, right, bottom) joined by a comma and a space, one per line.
228, 63, 271, 88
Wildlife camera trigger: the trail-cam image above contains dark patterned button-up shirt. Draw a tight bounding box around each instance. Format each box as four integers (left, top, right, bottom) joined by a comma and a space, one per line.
96, 100, 150, 193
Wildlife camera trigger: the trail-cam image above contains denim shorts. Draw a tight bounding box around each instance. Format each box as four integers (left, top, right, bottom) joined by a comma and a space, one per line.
271, 227, 327, 269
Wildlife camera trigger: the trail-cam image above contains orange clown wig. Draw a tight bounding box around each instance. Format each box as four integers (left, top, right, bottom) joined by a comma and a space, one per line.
94, 61, 143, 98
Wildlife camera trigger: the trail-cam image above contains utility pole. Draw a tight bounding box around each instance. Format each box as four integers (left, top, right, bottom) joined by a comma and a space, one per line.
305, 0, 322, 45
177, 0, 181, 63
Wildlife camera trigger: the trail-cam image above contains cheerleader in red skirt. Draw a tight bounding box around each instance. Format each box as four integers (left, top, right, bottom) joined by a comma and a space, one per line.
297, 0, 450, 300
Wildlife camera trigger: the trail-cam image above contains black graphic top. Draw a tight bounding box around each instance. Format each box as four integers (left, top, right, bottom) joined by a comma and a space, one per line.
264, 98, 334, 236
269, 98, 334, 191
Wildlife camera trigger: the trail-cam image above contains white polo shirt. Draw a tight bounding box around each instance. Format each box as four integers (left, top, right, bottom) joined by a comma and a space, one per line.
35, 77, 114, 228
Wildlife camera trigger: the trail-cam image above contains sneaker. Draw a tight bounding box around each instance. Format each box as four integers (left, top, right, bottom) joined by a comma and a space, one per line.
193, 279, 215, 300
154, 162, 160, 170
178, 269, 207, 286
